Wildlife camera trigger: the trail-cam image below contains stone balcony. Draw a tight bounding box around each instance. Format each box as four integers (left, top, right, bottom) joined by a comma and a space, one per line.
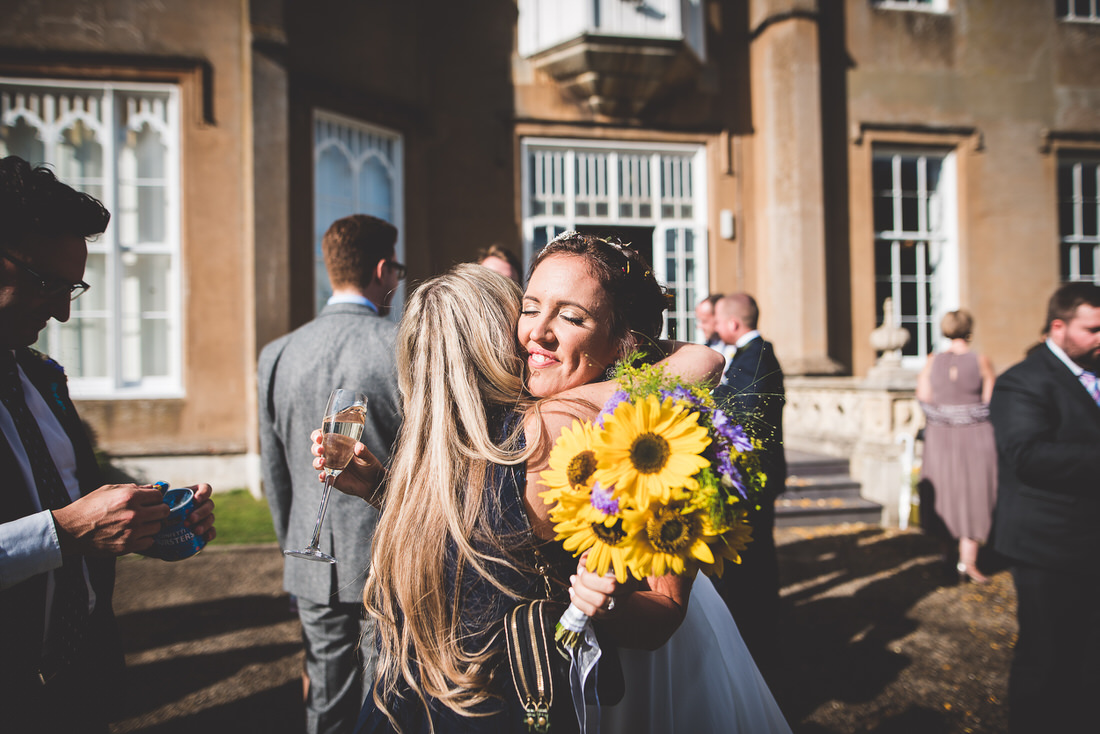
518, 0, 706, 118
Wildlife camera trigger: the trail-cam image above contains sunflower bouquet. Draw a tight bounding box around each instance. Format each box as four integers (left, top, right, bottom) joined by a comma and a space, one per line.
538, 361, 765, 712
540, 361, 763, 588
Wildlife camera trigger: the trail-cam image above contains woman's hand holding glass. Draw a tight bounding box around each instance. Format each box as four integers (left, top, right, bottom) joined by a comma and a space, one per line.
310, 429, 385, 507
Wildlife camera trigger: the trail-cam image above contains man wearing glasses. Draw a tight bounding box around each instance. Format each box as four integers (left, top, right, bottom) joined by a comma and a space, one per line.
0, 156, 216, 730
258, 213, 404, 733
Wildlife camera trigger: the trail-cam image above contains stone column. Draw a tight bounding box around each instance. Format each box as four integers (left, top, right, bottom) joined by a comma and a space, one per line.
248, 0, 291, 496
748, 0, 840, 375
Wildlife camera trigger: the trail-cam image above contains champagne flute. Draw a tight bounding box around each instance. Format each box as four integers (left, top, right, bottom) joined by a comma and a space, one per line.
284, 388, 368, 563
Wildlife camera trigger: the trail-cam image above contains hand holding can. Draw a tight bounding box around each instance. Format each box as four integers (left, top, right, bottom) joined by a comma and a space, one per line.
143, 483, 209, 561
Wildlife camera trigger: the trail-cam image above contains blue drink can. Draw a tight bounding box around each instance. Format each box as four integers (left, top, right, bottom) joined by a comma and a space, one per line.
146, 486, 207, 561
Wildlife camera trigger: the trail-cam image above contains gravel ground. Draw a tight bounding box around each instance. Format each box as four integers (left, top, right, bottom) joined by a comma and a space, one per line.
108, 524, 1015, 733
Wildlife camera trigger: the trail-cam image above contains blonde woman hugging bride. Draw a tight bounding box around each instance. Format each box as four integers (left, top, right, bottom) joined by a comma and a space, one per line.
316, 233, 791, 734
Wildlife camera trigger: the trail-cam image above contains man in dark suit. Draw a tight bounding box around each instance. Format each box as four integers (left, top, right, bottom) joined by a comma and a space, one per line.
0, 156, 215, 731
989, 282, 1100, 734
258, 214, 403, 733
709, 292, 786, 677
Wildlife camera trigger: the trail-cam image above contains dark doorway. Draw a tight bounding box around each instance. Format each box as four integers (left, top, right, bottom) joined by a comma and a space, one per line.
572, 224, 686, 340
574, 225, 654, 270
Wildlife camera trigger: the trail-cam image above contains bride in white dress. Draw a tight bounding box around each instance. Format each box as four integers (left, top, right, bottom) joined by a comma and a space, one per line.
517, 232, 792, 734
600, 574, 792, 733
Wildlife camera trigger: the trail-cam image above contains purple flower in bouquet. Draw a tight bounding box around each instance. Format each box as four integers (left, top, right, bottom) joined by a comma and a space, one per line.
660, 385, 700, 408
711, 409, 753, 453
589, 482, 620, 515
718, 453, 747, 499
597, 390, 630, 427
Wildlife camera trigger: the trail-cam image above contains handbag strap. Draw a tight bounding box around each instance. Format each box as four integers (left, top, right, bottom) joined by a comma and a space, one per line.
505, 599, 554, 733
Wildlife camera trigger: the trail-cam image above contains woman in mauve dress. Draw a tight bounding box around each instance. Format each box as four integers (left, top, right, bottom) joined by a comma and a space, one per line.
917, 309, 998, 584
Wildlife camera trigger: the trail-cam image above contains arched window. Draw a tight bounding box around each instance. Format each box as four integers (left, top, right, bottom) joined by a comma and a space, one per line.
0, 78, 181, 396
313, 111, 404, 315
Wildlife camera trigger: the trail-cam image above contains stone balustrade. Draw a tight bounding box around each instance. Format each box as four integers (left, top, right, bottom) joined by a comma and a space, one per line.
784, 375, 925, 526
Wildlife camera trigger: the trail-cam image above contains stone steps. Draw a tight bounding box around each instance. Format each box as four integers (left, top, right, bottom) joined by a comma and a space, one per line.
775, 449, 883, 527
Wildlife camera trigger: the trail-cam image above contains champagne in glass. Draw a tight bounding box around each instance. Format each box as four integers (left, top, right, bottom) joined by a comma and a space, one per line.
284, 389, 368, 563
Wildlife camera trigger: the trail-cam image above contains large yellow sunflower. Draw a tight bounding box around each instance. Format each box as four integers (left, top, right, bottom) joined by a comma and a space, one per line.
539, 419, 599, 507
621, 503, 714, 578
593, 395, 711, 509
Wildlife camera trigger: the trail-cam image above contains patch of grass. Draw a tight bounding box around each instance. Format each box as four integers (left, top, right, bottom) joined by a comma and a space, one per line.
208, 489, 278, 546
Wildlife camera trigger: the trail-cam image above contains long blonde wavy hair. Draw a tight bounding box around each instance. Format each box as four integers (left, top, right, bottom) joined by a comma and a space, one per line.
364, 263, 541, 728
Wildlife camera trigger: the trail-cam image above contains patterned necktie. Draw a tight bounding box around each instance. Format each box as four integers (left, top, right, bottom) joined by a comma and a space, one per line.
0, 351, 88, 680
1081, 371, 1100, 407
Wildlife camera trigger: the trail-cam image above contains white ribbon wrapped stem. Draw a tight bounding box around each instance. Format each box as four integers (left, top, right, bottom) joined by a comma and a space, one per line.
556, 602, 603, 734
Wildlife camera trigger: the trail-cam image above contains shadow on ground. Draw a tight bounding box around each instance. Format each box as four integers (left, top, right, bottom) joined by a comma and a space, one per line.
109, 527, 1014, 734
771, 526, 1013, 733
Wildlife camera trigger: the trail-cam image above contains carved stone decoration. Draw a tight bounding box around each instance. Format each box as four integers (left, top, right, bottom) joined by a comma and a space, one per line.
864, 297, 916, 390
869, 297, 910, 364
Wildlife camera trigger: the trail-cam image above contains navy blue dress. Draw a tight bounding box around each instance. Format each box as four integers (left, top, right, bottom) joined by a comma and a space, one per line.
355, 415, 577, 734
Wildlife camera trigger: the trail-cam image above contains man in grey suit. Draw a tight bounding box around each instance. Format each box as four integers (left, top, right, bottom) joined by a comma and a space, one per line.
258, 214, 403, 734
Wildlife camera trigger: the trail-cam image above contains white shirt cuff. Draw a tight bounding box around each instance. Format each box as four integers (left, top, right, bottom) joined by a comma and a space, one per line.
0, 509, 64, 590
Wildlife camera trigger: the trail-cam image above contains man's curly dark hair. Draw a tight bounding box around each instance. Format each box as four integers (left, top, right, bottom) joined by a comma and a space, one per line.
0, 156, 110, 249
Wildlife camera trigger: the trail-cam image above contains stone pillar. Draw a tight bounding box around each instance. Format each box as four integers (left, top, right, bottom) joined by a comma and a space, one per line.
251, 0, 292, 354
249, 0, 291, 497
748, 0, 840, 375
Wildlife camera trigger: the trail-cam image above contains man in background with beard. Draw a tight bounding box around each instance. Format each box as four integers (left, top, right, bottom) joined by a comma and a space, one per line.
989, 281, 1100, 733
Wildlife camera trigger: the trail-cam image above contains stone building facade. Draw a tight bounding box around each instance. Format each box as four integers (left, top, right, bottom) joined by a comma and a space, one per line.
1, 1, 1097, 506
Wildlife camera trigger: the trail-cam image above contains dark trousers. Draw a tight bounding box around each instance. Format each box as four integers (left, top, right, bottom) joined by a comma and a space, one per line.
1009, 563, 1100, 733
298, 597, 374, 734
710, 502, 780, 681
5, 660, 113, 733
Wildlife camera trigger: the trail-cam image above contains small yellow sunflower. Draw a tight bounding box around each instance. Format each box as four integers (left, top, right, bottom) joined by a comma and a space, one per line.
702, 522, 754, 579
621, 503, 714, 578
544, 481, 596, 526
594, 395, 711, 509
557, 515, 632, 583
540, 419, 599, 506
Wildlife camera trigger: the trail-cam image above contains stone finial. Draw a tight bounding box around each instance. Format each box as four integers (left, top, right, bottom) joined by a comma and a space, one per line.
870, 297, 910, 365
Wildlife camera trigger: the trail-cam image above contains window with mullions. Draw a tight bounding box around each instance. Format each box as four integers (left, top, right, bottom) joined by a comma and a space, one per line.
522, 140, 708, 340
0, 77, 181, 397
872, 149, 958, 364
1058, 0, 1100, 22
1058, 158, 1100, 283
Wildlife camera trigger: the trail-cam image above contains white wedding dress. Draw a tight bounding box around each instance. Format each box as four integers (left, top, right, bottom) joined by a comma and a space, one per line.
599, 575, 792, 734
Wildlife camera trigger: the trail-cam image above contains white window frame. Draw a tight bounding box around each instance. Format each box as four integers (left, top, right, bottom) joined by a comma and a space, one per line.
521, 137, 708, 340
1059, 0, 1100, 23
312, 110, 405, 317
1059, 157, 1100, 284
872, 147, 959, 366
872, 0, 949, 13
1, 76, 183, 398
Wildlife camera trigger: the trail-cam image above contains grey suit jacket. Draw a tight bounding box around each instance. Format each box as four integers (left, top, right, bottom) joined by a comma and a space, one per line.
257, 303, 401, 604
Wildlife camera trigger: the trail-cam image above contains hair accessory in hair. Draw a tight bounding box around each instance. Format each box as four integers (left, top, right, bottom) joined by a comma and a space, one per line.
546, 230, 581, 247
603, 237, 637, 274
